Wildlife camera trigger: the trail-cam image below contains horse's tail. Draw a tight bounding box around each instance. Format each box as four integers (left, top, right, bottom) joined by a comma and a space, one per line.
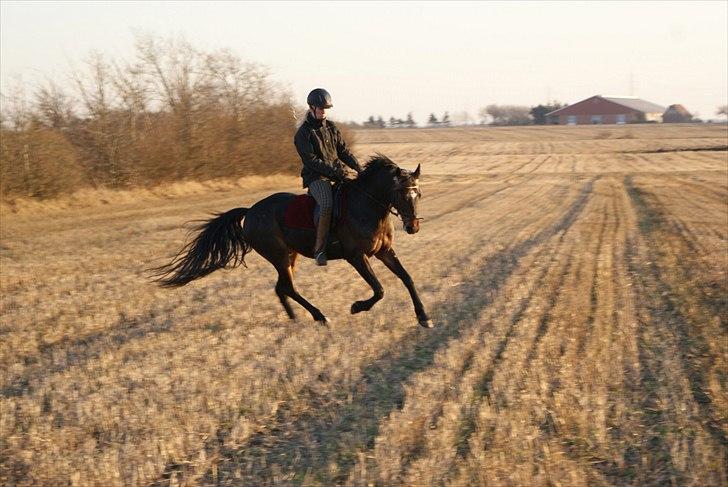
152, 207, 251, 287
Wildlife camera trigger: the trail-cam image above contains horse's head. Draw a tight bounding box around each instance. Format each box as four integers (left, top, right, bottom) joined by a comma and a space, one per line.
392, 163, 422, 234
355, 154, 424, 234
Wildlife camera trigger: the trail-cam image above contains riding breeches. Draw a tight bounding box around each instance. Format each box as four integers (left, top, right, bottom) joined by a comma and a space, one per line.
307, 179, 333, 214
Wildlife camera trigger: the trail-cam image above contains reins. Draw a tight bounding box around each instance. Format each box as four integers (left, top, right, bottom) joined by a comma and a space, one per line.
354, 185, 401, 217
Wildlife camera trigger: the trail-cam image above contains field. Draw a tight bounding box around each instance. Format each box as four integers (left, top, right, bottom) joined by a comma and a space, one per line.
1, 124, 726, 486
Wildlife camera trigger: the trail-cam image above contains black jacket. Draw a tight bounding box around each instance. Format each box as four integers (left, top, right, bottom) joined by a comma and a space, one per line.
294, 112, 362, 188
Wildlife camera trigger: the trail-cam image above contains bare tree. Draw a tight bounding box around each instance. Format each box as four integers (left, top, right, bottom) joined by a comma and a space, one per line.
202, 48, 270, 120
34, 80, 75, 129
70, 52, 128, 186
131, 34, 216, 177
111, 61, 149, 113
72, 52, 115, 119
1, 33, 300, 199
484, 104, 532, 125
0, 79, 32, 131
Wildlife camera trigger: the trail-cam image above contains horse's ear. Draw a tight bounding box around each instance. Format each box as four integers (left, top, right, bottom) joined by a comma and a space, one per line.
412, 163, 421, 179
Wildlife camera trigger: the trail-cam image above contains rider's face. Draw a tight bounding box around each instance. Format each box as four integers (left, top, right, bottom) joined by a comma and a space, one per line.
312, 106, 328, 120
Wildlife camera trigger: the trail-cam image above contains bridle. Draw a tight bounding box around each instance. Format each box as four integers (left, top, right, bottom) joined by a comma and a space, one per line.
352, 182, 423, 222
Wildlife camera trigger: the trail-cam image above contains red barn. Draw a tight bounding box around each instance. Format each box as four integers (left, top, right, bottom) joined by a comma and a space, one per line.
546, 95, 665, 125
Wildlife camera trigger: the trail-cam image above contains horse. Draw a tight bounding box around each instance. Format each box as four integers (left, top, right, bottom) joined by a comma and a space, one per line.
153, 154, 433, 328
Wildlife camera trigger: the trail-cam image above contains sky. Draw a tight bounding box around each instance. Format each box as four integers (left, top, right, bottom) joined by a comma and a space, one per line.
1, 1, 727, 124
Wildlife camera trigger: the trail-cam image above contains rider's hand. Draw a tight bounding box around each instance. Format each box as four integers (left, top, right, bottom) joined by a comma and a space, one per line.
331, 162, 347, 181
343, 169, 359, 182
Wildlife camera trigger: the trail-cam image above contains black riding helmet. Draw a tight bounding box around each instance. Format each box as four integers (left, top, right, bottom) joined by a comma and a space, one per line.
307, 88, 333, 109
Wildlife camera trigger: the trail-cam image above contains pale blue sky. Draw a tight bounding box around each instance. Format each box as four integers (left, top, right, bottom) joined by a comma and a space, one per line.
2, 1, 727, 123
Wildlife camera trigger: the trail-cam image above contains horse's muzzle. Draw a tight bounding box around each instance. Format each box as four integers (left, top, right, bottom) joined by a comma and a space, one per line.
404, 218, 420, 234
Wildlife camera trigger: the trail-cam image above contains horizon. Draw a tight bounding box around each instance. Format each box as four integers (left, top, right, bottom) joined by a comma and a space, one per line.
1, 1, 727, 125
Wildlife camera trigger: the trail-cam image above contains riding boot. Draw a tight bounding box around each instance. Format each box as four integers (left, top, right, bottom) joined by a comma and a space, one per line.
314, 209, 332, 266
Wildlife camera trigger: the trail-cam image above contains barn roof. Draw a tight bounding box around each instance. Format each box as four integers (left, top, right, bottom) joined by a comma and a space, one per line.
602, 96, 665, 114
546, 95, 665, 116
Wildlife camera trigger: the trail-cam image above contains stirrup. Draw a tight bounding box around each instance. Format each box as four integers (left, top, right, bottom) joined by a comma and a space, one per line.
315, 251, 328, 266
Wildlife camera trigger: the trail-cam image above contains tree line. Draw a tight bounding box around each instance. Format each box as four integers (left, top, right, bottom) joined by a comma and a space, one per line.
356, 113, 418, 128
352, 104, 565, 128
0, 34, 303, 199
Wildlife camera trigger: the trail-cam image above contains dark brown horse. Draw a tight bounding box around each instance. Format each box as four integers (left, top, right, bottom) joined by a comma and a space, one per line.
153, 154, 432, 327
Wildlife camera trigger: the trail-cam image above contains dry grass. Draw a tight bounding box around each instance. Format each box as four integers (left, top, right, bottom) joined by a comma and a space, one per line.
1, 124, 726, 485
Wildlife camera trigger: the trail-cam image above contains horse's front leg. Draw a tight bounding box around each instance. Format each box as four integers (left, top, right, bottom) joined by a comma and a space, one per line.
375, 248, 433, 328
346, 253, 384, 314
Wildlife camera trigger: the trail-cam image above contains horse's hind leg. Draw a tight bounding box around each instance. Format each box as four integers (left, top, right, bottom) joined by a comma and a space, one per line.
289, 251, 299, 277
275, 252, 299, 319
259, 247, 328, 323
274, 263, 328, 323
276, 268, 297, 320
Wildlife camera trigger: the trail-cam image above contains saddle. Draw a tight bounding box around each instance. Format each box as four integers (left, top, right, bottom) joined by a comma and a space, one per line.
283, 184, 347, 231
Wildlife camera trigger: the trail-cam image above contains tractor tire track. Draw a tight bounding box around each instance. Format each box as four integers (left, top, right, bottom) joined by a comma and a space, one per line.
625, 176, 727, 484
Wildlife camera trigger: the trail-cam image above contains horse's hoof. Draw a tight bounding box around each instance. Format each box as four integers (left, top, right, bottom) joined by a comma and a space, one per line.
317, 316, 331, 326
419, 319, 434, 328
350, 302, 364, 314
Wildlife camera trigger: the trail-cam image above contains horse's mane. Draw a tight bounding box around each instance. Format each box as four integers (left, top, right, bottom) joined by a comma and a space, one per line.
355, 153, 398, 182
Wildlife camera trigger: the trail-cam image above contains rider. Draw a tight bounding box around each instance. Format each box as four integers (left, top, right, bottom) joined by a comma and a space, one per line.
294, 88, 363, 266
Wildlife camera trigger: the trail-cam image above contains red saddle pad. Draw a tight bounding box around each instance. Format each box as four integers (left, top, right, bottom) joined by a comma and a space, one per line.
283, 194, 316, 230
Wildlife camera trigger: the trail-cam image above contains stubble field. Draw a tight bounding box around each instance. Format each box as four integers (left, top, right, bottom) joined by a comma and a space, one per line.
1, 124, 726, 486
